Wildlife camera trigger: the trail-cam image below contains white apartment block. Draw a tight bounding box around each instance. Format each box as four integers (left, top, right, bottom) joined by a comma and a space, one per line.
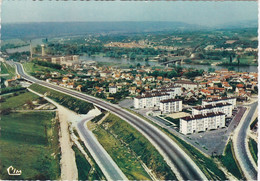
147, 85, 182, 98
175, 80, 198, 91
192, 102, 232, 117
134, 93, 170, 109
202, 97, 236, 109
160, 99, 182, 113
180, 112, 225, 135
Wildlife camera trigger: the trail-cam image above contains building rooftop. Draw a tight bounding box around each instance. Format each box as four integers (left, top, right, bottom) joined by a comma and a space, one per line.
203, 97, 236, 102
135, 92, 169, 99
193, 102, 231, 110
181, 112, 225, 121
160, 99, 182, 103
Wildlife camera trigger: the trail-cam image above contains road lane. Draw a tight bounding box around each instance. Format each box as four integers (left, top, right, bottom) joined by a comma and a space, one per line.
233, 102, 258, 180
15, 62, 207, 181
77, 118, 128, 181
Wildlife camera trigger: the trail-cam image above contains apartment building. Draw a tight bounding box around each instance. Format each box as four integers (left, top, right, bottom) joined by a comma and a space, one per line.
134, 92, 170, 109
202, 97, 236, 109
192, 102, 232, 117
40, 55, 79, 66
160, 99, 182, 113
180, 112, 225, 135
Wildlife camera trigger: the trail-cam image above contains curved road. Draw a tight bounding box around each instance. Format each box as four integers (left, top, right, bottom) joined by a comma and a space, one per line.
233, 102, 258, 180
77, 117, 128, 180
14, 62, 207, 181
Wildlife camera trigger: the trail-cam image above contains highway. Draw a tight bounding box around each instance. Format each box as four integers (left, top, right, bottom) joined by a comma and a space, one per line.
14, 62, 207, 180
77, 117, 128, 180
233, 102, 258, 180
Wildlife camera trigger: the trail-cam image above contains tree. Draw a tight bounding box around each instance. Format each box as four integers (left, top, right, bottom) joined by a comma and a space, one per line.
237, 55, 241, 66
208, 68, 215, 72
229, 56, 232, 64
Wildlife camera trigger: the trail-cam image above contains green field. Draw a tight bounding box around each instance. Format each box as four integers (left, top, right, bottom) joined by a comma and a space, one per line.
0, 111, 60, 180
72, 145, 92, 180
1, 62, 16, 78
23, 62, 58, 75
93, 125, 151, 180
93, 113, 176, 180
248, 138, 258, 164
29, 84, 94, 114
0, 90, 60, 179
219, 141, 244, 180
1, 91, 39, 110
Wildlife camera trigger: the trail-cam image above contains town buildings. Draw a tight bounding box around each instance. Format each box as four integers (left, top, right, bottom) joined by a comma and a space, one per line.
160, 99, 182, 113
39, 55, 79, 66
192, 102, 232, 117
202, 97, 236, 109
175, 80, 198, 91
180, 112, 225, 135
134, 92, 170, 109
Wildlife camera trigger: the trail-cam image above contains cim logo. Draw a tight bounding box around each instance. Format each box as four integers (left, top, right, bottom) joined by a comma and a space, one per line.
7, 166, 22, 176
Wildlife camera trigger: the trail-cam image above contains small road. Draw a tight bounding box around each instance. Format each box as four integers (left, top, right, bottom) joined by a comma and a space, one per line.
233, 101, 258, 180
14, 62, 207, 181
77, 117, 128, 181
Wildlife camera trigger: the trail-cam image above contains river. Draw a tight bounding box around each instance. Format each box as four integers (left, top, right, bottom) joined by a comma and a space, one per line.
6, 41, 257, 73
80, 55, 258, 73
5, 38, 43, 54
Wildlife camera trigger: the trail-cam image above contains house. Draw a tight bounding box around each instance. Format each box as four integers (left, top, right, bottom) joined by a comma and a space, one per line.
100, 71, 111, 78
62, 77, 69, 83
109, 86, 117, 94
129, 87, 137, 95
67, 82, 75, 89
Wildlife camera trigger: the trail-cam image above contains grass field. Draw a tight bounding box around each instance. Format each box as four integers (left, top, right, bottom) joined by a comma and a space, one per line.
29, 84, 94, 114
23, 62, 56, 75
248, 138, 258, 164
219, 141, 243, 180
72, 145, 92, 180
0, 111, 60, 180
93, 113, 176, 180
93, 125, 151, 180
1, 91, 39, 110
0, 62, 16, 79
0, 90, 60, 179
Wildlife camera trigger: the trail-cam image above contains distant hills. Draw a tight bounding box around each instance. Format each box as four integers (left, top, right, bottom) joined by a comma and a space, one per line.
1, 21, 257, 40
1, 21, 204, 40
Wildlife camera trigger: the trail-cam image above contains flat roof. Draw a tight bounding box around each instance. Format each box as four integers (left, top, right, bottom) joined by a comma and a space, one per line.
181, 112, 225, 121
160, 98, 182, 103
135, 92, 169, 99
202, 97, 236, 102
193, 102, 231, 110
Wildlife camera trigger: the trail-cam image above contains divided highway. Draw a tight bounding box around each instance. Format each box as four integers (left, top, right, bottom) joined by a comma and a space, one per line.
15, 62, 207, 180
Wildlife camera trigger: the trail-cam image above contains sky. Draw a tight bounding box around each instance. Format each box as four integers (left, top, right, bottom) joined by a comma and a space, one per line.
1, 0, 258, 27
